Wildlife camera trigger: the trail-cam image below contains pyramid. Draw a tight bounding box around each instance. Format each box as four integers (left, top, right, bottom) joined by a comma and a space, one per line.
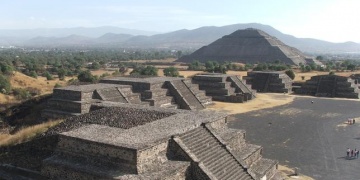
177, 28, 310, 65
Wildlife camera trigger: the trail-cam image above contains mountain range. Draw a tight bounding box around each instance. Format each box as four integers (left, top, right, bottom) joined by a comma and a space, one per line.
0, 23, 360, 54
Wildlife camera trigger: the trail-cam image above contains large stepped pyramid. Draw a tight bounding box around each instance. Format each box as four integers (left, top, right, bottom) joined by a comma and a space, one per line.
295, 75, 360, 99
177, 28, 312, 65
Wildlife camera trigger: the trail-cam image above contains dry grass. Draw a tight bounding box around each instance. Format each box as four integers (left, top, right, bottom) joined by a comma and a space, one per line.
0, 120, 63, 147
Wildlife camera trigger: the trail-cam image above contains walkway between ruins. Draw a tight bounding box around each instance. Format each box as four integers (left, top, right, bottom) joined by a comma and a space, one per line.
230, 96, 360, 180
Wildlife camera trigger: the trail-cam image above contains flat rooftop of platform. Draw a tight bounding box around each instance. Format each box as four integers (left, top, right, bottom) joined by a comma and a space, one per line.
60, 105, 227, 149
56, 83, 131, 92
101, 76, 185, 83
248, 71, 285, 74
194, 73, 232, 77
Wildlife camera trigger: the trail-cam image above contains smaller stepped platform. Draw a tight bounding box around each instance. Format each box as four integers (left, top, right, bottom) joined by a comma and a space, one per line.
100, 76, 212, 110
42, 84, 142, 119
192, 73, 256, 103
295, 75, 360, 99
244, 71, 292, 93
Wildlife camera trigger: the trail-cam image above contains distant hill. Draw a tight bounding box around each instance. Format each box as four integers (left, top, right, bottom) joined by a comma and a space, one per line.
1, 23, 360, 53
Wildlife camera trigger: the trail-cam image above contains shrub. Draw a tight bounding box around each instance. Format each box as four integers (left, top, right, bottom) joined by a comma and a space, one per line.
163, 66, 179, 77
44, 71, 54, 80
12, 88, 31, 100
77, 70, 98, 83
54, 83, 62, 88
0, 74, 11, 94
29, 71, 38, 78
285, 69, 295, 80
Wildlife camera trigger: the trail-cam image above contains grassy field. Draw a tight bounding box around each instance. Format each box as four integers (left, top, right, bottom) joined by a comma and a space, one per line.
0, 120, 62, 147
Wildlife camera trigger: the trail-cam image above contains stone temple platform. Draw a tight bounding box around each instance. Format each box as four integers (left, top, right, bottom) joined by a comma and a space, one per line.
244, 71, 293, 93
43, 75, 256, 119
1, 104, 281, 180
295, 75, 360, 99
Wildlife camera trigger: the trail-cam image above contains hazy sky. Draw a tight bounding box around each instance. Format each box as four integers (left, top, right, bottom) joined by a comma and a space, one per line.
1, 0, 359, 43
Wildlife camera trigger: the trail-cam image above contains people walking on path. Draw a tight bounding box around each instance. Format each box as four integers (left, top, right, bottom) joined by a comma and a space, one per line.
351, 149, 354, 158
353, 118, 356, 124
347, 148, 351, 158
357, 149, 359, 159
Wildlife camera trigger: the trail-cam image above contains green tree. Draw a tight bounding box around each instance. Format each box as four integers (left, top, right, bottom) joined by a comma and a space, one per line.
44, 71, 54, 80
163, 66, 179, 77
285, 69, 295, 80
29, 71, 38, 78
316, 56, 323, 60
57, 68, 66, 80
90, 62, 101, 70
130, 65, 158, 76
0, 74, 11, 94
78, 70, 98, 83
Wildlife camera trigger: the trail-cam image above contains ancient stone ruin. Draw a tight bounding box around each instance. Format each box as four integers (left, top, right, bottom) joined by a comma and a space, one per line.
1, 103, 281, 179
295, 75, 360, 99
43, 75, 256, 118
350, 74, 360, 87
192, 73, 256, 102
177, 28, 312, 65
244, 71, 293, 93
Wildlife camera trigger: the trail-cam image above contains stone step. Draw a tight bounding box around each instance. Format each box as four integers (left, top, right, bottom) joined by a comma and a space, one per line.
201, 147, 228, 164
144, 96, 174, 107
249, 158, 278, 180
191, 139, 219, 155
179, 128, 203, 141
220, 162, 244, 180
196, 145, 225, 161
183, 131, 213, 148
207, 154, 232, 172
142, 89, 170, 99
233, 144, 262, 167
177, 126, 252, 180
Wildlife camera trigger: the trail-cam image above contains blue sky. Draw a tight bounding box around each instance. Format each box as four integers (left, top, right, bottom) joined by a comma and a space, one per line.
1, 0, 359, 42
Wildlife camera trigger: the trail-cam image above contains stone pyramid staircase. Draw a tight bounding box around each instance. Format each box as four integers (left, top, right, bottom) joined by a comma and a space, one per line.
174, 125, 253, 180
141, 82, 179, 109
95, 87, 128, 103
228, 76, 256, 99
182, 79, 213, 107
167, 80, 205, 110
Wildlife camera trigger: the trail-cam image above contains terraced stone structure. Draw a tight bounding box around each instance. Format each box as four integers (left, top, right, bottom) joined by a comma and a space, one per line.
177, 28, 311, 65
295, 75, 360, 99
43, 77, 213, 118
39, 104, 280, 179
244, 71, 293, 93
192, 74, 256, 102
42, 83, 143, 118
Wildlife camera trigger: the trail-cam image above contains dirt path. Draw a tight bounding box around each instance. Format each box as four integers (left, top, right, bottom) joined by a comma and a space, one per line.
205, 93, 295, 115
